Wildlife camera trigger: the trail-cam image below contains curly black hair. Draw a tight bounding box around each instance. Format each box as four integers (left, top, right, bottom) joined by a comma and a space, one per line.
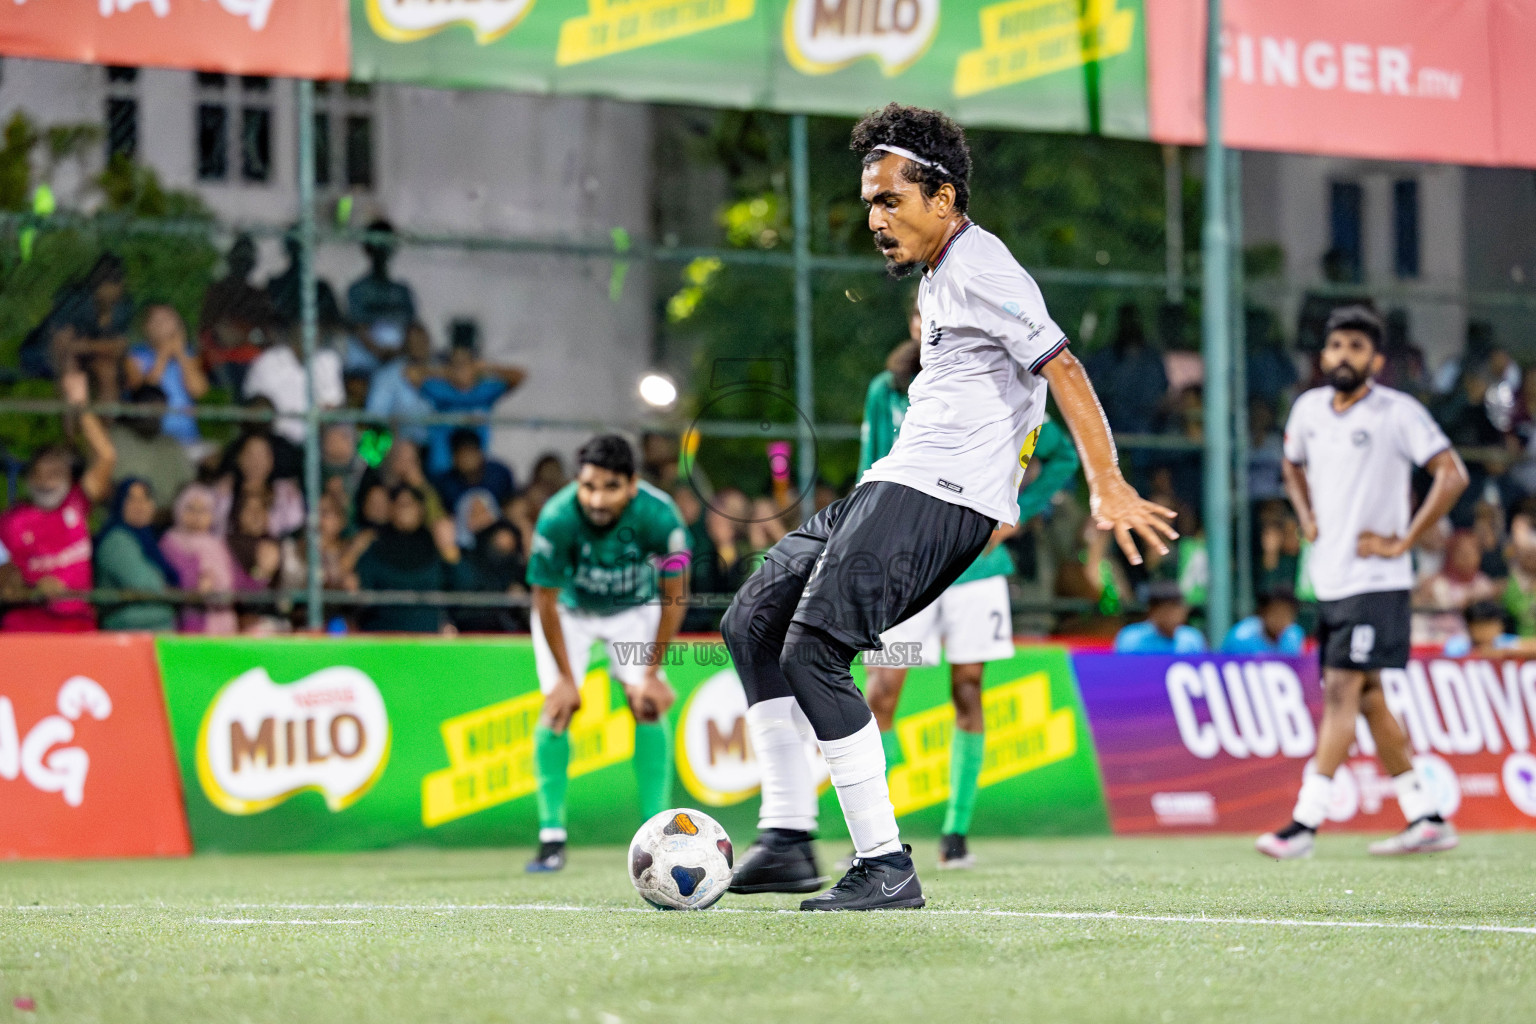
578, 433, 637, 478
850, 103, 972, 215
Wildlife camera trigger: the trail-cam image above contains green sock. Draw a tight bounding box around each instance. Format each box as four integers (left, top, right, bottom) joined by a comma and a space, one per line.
881, 727, 903, 770
534, 724, 570, 836
942, 728, 985, 836
633, 719, 673, 820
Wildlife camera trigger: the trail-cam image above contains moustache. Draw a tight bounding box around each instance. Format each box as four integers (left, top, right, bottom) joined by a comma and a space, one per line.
873, 232, 899, 253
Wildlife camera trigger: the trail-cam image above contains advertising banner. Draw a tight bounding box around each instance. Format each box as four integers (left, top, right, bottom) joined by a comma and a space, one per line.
0, 635, 190, 860
1146, 0, 1536, 168
1074, 653, 1536, 834
155, 635, 1108, 853
350, 0, 1151, 138
0, 0, 350, 80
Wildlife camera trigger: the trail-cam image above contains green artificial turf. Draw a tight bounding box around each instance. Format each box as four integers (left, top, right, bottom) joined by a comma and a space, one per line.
2, 835, 1534, 1023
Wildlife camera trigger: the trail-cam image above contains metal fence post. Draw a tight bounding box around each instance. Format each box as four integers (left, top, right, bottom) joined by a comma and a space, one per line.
1201, 0, 1234, 642
297, 78, 323, 630
1229, 149, 1252, 621
790, 114, 817, 524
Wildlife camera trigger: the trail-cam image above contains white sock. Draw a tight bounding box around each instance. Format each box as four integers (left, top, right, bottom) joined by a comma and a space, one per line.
1291, 771, 1333, 829
539, 827, 567, 843
819, 718, 902, 858
746, 697, 818, 833
1394, 768, 1436, 824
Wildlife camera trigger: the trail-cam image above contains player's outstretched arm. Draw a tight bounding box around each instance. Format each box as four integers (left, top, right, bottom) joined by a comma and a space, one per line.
1040, 351, 1176, 566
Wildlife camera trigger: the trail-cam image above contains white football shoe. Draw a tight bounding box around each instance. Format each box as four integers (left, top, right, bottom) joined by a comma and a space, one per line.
1368, 818, 1459, 856
1255, 826, 1315, 860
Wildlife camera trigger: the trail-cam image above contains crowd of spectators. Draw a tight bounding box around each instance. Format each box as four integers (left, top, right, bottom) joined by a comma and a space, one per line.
0, 229, 539, 635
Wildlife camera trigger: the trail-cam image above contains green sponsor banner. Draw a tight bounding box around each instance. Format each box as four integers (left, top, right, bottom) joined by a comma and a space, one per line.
154, 635, 1107, 853
350, 0, 1149, 138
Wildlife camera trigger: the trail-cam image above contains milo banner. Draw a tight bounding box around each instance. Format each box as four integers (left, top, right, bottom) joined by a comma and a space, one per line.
154, 636, 1107, 852
1074, 654, 1536, 834
350, 0, 1150, 137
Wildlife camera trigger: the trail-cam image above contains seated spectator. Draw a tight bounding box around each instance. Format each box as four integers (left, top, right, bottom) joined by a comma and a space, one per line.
1114, 581, 1207, 654
1220, 586, 1305, 655
229, 400, 303, 482
355, 480, 393, 534
451, 515, 528, 634
123, 304, 209, 452
1504, 509, 1536, 636
506, 452, 569, 549
316, 493, 352, 592
321, 423, 369, 518
414, 341, 526, 476
346, 220, 417, 373
0, 371, 114, 632
160, 483, 247, 635
349, 485, 448, 633
1443, 600, 1530, 658
453, 489, 502, 550
697, 488, 753, 593
1413, 529, 1499, 647
365, 321, 436, 447
201, 234, 274, 395
242, 318, 344, 445
1473, 499, 1509, 582
107, 385, 195, 521
21, 254, 133, 396
747, 495, 789, 555
435, 428, 516, 511
227, 491, 294, 634
213, 432, 305, 538
1254, 500, 1302, 594
360, 438, 448, 529
92, 478, 176, 631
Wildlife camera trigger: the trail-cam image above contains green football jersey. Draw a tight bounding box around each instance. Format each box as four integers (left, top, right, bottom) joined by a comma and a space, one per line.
526, 480, 691, 615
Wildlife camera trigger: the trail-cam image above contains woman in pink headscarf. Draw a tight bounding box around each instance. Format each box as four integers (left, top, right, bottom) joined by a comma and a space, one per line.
159, 483, 258, 634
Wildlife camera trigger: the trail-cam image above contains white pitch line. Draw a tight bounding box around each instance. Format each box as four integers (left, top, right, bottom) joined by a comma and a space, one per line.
7, 903, 1534, 937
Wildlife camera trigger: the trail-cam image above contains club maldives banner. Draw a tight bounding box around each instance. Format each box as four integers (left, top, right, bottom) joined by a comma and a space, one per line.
0, 635, 190, 860
0, 0, 351, 80
1146, 0, 1536, 168
349, 0, 1151, 137
154, 636, 1107, 852
1074, 653, 1536, 834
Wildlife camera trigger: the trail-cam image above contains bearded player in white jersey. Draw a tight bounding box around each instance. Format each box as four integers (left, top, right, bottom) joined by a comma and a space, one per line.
719, 103, 1177, 911
1257, 305, 1468, 859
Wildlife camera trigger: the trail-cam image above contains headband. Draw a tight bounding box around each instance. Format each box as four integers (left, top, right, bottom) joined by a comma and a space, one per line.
871, 144, 954, 179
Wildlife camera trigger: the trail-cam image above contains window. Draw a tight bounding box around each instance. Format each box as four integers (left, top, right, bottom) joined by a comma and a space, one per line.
241, 107, 271, 182
197, 104, 228, 180
1394, 179, 1420, 279
313, 82, 376, 192
195, 72, 272, 186
105, 66, 139, 162
1329, 181, 1364, 283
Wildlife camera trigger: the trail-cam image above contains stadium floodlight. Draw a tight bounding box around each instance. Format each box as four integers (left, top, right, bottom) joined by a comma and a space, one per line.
638, 371, 678, 409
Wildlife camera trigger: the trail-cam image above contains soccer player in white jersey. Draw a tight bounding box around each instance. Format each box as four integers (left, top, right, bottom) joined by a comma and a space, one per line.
720, 103, 1176, 911
1257, 306, 1468, 859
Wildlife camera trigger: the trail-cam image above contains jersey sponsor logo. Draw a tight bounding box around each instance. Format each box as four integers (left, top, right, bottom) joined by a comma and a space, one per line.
1352, 429, 1371, 447
936, 478, 964, 493
925, 320, 943, 346
1001, 302, 1047, 342
557, 0, 755, 66
196, 666, 391, 815
0, 675, 112, 808
366, 0, 536, 44
783, 0, 940, 77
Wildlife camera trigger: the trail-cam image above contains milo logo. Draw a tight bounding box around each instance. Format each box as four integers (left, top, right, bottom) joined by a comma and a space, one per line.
366, 0, 537, 44
196, 667, 391, 815
675, 669, 829, 806
784, 0, 940, 76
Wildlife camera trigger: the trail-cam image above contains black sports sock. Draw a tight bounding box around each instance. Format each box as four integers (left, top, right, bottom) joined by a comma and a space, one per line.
1274, 820, 1315, 839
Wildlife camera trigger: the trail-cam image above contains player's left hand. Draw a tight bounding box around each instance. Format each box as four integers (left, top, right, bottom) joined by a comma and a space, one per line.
1357, 531, 1408, 559
627, 671, 675, 723
1090, 476, 1179, 567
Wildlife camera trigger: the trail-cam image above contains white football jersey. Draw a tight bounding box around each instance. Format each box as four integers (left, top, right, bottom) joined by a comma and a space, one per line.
1283, 384, 1452, 601
859, 221, 1068, 525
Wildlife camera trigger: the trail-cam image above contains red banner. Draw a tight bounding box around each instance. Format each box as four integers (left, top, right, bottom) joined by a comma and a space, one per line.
0, 0, 349, 80
1074, 654, 1536, 834
1148, 0, 1536, 168
1, 635, 191, 860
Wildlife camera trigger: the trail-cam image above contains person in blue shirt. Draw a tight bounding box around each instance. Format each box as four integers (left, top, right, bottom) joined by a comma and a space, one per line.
414, 341, 526, 476
1114, 580, 1208, 654
1443, 600, 1531, 658
1221, 586, 1306, 655
123, 304, 209, 450
433, 428, 517, 510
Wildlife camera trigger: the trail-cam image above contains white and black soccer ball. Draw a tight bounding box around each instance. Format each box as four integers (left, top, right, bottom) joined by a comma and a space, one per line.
628, 808, 733, 911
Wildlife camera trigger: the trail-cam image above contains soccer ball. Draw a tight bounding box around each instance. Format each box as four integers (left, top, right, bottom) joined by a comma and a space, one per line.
628, 808, 734, 910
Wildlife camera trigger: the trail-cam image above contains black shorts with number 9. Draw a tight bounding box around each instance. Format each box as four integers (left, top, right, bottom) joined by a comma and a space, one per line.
1316, 589, 1411, 672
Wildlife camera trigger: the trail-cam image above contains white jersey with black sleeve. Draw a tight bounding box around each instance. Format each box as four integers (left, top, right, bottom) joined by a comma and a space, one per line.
859, 221, 1069, 526
1283, 383, 1452, 601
